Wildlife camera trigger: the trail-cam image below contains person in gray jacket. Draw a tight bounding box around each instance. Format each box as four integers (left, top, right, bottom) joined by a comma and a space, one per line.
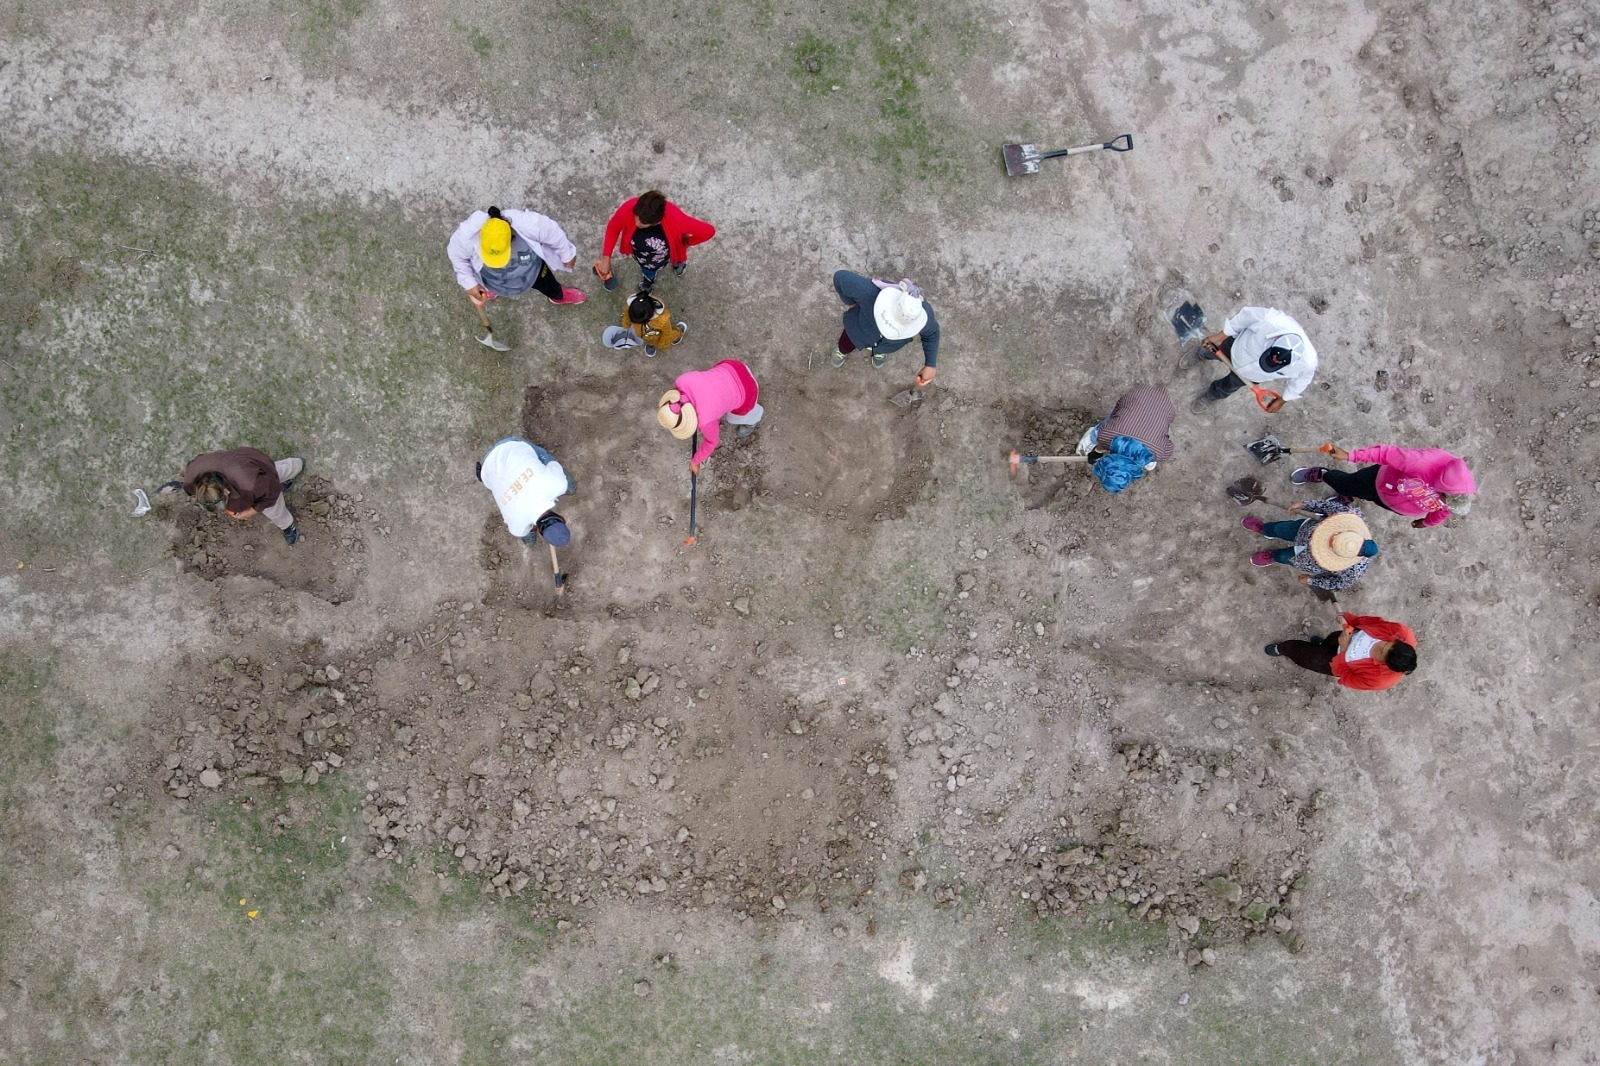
829, 270, 940, 386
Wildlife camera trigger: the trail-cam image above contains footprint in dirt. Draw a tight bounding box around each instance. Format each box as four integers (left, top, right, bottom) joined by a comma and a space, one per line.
168, 475, 369, 604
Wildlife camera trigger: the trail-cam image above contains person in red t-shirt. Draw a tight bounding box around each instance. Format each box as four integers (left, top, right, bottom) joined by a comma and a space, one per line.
592, 190, 715, 292
1264, 613, 1417, 691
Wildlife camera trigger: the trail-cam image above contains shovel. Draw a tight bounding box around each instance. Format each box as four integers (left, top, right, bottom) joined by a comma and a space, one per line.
1002, 133, 1134, 176
548, 543, 567, 602
473, 300, 511, 352
1224, 475, 1300, 516
1242, 436, 1335, 465
1008, 450, 1089, 477
888, 387, 924, 409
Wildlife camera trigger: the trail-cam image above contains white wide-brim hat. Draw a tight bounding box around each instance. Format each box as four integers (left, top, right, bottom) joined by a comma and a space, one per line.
873, 286, 928, 341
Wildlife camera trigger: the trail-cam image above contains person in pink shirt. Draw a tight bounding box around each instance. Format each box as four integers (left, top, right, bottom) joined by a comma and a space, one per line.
1292, 444, 1476, 528
656, 359, 763, 473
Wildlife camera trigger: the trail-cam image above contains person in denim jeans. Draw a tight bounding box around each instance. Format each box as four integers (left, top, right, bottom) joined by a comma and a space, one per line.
477, 437, 573, 547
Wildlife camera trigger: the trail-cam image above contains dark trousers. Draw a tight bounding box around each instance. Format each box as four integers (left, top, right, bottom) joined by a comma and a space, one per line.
529, 261, 565, 300
1279, 631, 1342, 676
837, 328, 865, 354
1205, 336, 1246, 399
1321, 465, 1393, 510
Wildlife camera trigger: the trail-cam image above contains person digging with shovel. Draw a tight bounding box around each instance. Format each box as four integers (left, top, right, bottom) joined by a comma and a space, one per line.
656, 359, 763, 474
449, 207, 586, 347
1077, 383, 1175, 493
1292, 443, 1475, 529
830, 270, 940, 391
168, 447, 306, 545
477, 437, 573, 552
1240, 499, 1379, 592
593, 190, 716, 292
1188, 306, 1317, 414
1264, 612, 1418, 692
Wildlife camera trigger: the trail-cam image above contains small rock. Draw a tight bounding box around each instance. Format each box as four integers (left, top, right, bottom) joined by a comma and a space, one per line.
199, 769, 223, 789
456, 673, 475, 691
633, 980, 652, 997
324, 665, 341, 682
801, 788, 815, 800
732, 596, 750, 616
1176, 992, 1190, 1006
771, 895, 786, 911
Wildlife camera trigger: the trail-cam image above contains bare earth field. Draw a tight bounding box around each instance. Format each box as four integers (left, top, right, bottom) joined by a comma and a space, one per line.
2, 0, 1598, 1062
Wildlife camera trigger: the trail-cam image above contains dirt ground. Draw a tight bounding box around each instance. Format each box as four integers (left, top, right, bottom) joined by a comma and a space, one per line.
2, 0, 1598, 1062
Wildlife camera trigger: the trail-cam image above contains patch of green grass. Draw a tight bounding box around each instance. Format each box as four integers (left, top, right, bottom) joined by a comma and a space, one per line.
299, 0, 366, 45
851, 0, 957, 183
172, 944, 388, 1064
1024, 902, 1171, 960
0, 153, 524, 564
198, 780, 366, 921
452, 19, 493, 57
0, 652, 58, 795
790, 31, 839, 92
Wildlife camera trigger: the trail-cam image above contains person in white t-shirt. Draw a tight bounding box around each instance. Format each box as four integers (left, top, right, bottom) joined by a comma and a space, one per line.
1189, 306, 1317, 414
476, 437, 573, 547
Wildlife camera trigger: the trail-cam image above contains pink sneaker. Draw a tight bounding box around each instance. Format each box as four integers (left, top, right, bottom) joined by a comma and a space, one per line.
1240, 516, 1264, 534
1250, 551, 1276, 567
550, 287, 587, 306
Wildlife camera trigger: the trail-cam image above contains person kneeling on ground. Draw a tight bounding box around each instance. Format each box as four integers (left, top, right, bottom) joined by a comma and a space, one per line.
830, 270, 940, 387
1265, 612, 1417, 691
1077, 383, 1175, 494
1293, 443, 1475, 529
656, 359, 762, 474
1241, 499, 1379, 592
167, 447, 306, 546
623, 290, 686, 356
477, 437, 573, 549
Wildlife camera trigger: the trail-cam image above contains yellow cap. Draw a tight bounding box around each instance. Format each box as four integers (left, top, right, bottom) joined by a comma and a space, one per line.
480, 218, 512, 269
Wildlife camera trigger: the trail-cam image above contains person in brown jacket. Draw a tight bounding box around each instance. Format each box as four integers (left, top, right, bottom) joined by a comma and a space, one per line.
164, 448, 306, 545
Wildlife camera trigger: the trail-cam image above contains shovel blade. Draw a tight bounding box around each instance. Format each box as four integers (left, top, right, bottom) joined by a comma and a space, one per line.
478, 332, 512, 352
1224, 475, 1265, 506
1169, 300, 1207, 345
1243, 435, 1286, 464
888, 389, 922, 409
1002, 143, 1040, 176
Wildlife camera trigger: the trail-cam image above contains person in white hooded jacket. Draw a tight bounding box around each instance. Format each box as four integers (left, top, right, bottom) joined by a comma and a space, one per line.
1189, 305, 1317, 414
447, 206, 586, 311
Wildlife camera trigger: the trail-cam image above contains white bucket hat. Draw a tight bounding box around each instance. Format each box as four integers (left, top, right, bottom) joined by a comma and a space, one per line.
873, 284, 928, 341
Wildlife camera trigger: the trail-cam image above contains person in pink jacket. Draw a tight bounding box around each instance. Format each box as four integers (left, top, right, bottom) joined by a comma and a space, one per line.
656, 359, 763, 472
1293, 444, 1476, 528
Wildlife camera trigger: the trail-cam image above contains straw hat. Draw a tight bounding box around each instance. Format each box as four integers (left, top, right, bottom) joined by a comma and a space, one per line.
656, 389, 698, 440
1308, 512, 1373, 571
873, 285, 928, 340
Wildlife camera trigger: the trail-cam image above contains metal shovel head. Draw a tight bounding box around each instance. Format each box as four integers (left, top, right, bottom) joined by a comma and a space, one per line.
478, 331, 511, 352
1002, 143, 1040, 176
888, 389, 923, 409
1243, 435, 1287, 465
1169, 300, 1207, 345
1224, 475, 1265, 506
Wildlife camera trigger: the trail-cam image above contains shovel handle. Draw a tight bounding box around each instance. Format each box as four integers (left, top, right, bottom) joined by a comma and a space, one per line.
1053, 134, 1134, 157
1205, 343, 1284, 412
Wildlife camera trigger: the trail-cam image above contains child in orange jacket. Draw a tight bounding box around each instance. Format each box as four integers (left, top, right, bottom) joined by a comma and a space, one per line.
1264, 613, 1417, 691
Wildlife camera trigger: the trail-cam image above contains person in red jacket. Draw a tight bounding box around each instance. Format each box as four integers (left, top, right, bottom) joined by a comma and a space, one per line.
1263, 613, 1417, 691
592, 190, 715, 292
